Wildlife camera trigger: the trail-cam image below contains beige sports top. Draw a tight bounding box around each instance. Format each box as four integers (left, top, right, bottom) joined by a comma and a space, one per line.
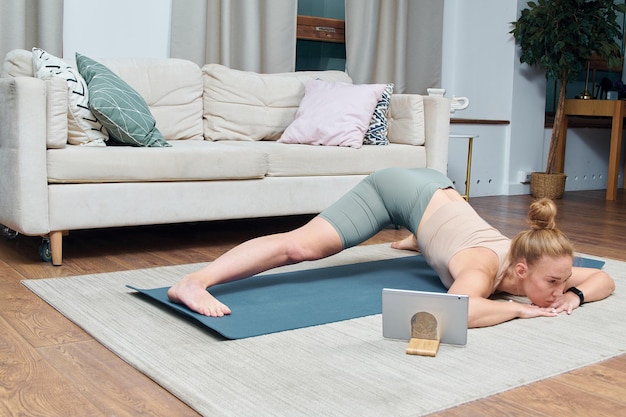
416, 201, 511, 290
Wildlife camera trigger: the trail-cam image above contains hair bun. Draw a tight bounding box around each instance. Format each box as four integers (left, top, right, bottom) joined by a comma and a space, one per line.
528, 198, 557, 230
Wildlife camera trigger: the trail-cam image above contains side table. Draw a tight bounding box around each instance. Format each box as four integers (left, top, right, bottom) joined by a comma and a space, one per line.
556, 99, 625, 201
449, 133, 479, 200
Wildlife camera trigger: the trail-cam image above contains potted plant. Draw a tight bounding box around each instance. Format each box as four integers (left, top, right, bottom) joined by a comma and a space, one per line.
511, 0, 626, 198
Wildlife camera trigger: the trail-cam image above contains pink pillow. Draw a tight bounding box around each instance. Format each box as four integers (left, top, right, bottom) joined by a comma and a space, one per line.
278, 79, 386, 148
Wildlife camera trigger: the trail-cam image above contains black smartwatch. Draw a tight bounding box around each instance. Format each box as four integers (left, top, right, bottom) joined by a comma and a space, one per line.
566, 287, 584, 306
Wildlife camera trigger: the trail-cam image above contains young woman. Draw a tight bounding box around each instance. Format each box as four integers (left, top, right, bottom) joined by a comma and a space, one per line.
168, 168, 615, 328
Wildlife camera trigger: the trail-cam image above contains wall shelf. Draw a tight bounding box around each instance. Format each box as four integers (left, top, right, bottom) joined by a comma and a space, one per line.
297, 15, 345, 44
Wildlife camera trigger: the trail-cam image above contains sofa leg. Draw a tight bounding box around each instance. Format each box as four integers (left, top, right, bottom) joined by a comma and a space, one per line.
50, 230, 63, 266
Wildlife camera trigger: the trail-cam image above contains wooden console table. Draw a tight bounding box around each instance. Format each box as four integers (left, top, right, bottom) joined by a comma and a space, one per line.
556, 99, 625, 200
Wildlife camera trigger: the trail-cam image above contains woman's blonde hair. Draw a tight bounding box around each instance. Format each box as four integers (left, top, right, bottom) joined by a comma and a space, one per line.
508, 198, 574, 266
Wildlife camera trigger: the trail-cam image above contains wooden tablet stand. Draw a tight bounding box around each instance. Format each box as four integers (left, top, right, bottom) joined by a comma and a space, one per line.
405, 312, 440, 357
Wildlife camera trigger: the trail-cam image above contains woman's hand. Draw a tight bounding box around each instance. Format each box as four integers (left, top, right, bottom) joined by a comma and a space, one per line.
517, 301, 560, 319
547, 292, 581, 315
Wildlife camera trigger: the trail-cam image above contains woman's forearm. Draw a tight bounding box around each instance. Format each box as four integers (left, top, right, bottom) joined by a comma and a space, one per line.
574, 270, 615, 304
467, 297, 558, 328
467, 297, 521, 328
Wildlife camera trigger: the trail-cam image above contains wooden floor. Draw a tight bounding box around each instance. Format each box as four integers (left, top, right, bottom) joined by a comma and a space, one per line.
1, 190, 625, 416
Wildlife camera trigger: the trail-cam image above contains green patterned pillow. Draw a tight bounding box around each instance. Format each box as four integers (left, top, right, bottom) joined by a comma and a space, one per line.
75, 53, 169, 147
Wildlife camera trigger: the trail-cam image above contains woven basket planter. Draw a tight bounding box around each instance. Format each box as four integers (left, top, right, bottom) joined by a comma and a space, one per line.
530, 172, 567, 199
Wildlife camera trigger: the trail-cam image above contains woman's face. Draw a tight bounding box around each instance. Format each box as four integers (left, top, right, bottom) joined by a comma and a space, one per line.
520, 255, 572, 307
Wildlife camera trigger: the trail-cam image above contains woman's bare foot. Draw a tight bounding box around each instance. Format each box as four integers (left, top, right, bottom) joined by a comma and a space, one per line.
390, 233, 419, 252
167, 275, 232, 317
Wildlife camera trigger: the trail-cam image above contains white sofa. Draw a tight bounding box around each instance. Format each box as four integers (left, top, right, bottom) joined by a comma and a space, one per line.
0, 49, 451, 265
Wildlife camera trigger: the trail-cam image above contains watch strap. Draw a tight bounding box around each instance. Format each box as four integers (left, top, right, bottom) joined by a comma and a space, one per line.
566, 286, 584, 306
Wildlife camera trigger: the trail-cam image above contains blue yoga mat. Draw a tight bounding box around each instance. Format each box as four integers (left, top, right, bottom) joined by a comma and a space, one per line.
128, 255, 604, 340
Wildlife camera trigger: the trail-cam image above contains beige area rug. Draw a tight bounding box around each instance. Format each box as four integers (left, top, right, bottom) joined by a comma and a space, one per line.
23, 244, 625, 417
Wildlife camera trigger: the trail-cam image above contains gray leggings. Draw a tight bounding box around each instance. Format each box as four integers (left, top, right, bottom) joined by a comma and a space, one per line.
319, 168, 454, 248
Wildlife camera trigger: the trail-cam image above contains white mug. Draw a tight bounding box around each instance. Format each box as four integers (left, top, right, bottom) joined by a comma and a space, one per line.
427, 88, 446, 97
450, 96, 470, 111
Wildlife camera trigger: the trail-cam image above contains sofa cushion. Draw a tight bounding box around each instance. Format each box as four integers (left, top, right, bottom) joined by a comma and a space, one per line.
46, 140, 267, 183
202, 64, 353, 141
2, 49, 34, 77
32, 48, 109, 147
278, 80, 386, 148
76, 53, 170, 148
364, 83, 394, 146
387, 94, 425, 145
222, 141, 427, 177
45, 76, 70, 149
99, 58, 204, 141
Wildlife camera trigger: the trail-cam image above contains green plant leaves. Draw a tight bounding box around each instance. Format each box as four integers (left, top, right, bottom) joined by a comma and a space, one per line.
511, 0, 625, 81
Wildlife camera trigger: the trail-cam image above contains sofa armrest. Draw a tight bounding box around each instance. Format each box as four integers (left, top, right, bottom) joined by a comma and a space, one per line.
422, 96, 451, 174
0, 77, 51, 235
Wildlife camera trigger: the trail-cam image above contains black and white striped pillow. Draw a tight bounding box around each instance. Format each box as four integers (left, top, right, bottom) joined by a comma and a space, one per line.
363, 83, 394, 145
32, 47, 109, 146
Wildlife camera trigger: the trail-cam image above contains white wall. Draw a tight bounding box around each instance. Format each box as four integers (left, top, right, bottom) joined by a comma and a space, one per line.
63, 0, 171, 60
442, 0, 527, 196
443, 0, 517, 121
543, 128, 625, 191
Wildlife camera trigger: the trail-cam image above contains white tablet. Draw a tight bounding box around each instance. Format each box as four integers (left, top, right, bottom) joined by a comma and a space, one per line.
382, 289, 469, 345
